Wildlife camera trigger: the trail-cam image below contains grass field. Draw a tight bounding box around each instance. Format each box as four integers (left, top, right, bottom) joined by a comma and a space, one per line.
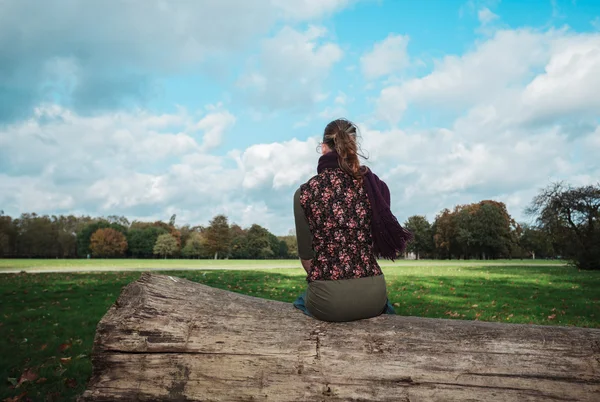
1, 261, 598, 401
0, 258, 566, 272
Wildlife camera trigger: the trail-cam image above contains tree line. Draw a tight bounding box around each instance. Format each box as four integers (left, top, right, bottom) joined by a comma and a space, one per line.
403, 183, 599, 270
0, 183, 597, 269
0, 213, 297, 260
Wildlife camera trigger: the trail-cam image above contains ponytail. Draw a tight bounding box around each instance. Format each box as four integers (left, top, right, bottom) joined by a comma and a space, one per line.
323, 119, 364, 182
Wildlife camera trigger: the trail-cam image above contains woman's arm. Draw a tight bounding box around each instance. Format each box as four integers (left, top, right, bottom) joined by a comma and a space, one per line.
300, 259, 312, 274
294, 188, 315, 272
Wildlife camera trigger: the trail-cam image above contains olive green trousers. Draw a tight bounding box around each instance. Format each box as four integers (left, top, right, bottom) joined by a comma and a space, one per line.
302, 274, 389, 322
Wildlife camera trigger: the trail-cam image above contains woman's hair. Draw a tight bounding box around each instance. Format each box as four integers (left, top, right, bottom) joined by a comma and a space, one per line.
322, 118, 366, 181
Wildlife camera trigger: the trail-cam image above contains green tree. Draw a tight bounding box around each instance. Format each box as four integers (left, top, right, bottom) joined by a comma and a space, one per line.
153, 233, 179, 259
278, 239, 290, 258
0, 213, 14, 257
519, 223, 555, 259
181, 232, 205, 258
55, 215, 80, 258
279, 231, 298, 259
90, 228, 128, 257
229, 224, 249, 259
204, 215, 231, 259
403, 215, 433, 259
471, 201, 514, 259
527, 183, 600, 270
268, 233, 281, 259
246, 224, 274, 259
127, 226, 168, 258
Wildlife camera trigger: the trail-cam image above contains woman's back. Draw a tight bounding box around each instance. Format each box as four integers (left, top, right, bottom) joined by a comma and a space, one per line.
299, 167, 382, 282
293, 118, 410, 322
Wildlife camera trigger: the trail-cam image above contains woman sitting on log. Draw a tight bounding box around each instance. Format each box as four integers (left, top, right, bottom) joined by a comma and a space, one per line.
293, 118, 412, 322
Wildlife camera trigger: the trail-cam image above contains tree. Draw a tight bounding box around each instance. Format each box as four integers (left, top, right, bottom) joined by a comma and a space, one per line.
468, 201, 514, 259
246, 224, 274, 259
433, 201, 515, 260
229, 224, 249, 259
268, 233, 281, 259
278, 238, 290, 259
90, 228, 128, 257
403, 216, 433, 259
527, 183, 600, 270
181, 232, 205, 259
204, 215, 231, 259
433, 209, 457, 259
279, 231, 298, 259
519, 223, 555, 259
153, 234, 178, 259
0, 214, 13, 257
55, 215, 79, 258
127, 226, 168, 258
78, 220, 127, 257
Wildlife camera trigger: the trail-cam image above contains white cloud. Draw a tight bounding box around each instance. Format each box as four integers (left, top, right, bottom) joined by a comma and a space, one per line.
237, 137, 320, 190
238, 26, 343, 111
0, 105, 326, 234
592, 16, 600, 30
196, 111, 237, 150
0, 0, 357, 120
375, 28, 600, 125
520, 34, 600, 123
360, 34, 410, 80
478, 7, 499, 24
366, 27, 600, 221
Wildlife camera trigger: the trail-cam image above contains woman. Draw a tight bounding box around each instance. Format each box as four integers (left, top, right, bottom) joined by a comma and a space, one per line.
293, 118, 412, 322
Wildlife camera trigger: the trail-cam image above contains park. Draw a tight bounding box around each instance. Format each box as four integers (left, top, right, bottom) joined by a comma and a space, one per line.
3, 0, 600, 400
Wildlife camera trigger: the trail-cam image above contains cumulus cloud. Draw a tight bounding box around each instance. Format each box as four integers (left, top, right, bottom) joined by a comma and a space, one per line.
196, 111, 237, 150
238, 26, 343, 111
0, 104, 323, 234
369, 27, 600, 221
375, 28, 600, 125
0, 0, 356, 122
360, 34, 410, 80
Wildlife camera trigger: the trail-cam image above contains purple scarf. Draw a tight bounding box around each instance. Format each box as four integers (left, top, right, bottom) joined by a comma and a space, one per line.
317, 151, 413, 260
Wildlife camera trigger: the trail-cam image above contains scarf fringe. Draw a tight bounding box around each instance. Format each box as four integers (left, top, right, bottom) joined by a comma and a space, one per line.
372, 211, 414, 261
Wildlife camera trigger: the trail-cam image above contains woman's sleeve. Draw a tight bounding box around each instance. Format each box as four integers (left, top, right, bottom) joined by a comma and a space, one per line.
294, 187, 315, 260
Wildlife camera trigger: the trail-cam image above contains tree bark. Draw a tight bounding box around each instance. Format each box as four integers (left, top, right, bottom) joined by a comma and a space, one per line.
80, 273, 600, 402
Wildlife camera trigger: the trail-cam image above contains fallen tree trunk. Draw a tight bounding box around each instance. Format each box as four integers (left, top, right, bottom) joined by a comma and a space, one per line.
80, 273, 600, 401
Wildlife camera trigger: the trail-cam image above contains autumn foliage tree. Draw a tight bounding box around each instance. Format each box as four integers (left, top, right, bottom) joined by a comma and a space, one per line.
432, 201, 516, 260
90, 228, 128, 258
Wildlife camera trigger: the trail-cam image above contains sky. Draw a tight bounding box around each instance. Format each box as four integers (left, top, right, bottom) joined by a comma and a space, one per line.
1, 0, 599, 235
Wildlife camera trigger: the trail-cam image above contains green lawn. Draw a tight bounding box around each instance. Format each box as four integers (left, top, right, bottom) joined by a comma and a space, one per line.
1, 262, 598, 401
0, 258, 565, 271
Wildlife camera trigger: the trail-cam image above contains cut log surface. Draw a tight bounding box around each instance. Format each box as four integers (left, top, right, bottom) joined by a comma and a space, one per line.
80, 273, 600, 402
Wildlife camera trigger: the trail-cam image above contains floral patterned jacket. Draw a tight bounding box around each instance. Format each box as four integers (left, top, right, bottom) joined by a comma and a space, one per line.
296, 167, 383, 282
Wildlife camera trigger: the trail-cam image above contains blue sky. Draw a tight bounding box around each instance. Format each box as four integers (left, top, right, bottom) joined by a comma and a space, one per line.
1, 0, 599, 235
